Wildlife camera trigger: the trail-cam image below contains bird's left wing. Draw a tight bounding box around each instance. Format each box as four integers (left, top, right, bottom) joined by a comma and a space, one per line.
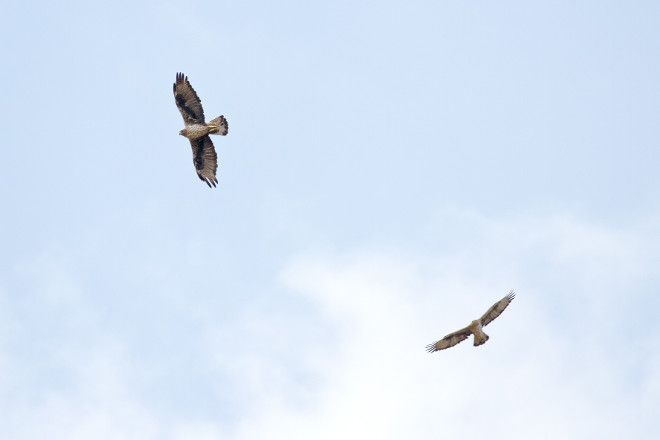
174, 72, 205, 125
426, 325, 473, 352
479, 290, 515, 327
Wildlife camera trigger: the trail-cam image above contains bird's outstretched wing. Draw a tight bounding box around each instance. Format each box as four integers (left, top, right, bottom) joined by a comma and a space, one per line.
174, 72, 205, 125
426, 326, 473, 352
479, 291, 515, 327
190, 135, 218, 188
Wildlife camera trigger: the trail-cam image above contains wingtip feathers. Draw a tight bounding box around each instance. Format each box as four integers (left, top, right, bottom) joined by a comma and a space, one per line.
174, 72, 187, 94
198, 174, 218, 188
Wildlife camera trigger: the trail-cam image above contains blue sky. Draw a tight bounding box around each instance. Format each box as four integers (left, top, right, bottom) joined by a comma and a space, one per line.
1, 0, 659, 438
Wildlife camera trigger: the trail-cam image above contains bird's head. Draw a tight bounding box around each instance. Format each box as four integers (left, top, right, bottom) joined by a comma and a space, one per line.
178, 129, 186, 136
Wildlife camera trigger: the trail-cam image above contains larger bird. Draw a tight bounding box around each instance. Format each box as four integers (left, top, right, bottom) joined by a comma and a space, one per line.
173, 72, 228, 188
426, 291, 515, 352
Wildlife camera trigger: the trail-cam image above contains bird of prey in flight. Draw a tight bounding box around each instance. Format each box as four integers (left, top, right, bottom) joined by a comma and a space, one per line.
426, 291, 515, 352
173, 72, 228, 188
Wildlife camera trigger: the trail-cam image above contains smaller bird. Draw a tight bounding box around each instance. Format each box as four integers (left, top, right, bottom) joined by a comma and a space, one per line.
426, 291, 515, 352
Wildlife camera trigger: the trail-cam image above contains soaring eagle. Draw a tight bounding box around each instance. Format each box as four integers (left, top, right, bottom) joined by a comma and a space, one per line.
426, 291, 515, 352
173, 72, 228, 188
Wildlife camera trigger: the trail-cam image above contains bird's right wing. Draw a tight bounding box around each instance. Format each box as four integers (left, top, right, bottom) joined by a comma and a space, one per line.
190, 135, 218, 188
479, 290, 515, 327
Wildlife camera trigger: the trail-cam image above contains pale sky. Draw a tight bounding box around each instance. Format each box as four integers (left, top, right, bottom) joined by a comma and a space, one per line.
1, 1, 659, 438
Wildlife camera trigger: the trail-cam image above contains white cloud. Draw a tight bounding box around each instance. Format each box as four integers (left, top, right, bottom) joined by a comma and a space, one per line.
1, 211, 658, 439
0, 337, 161, 440
216, 210, 660, 439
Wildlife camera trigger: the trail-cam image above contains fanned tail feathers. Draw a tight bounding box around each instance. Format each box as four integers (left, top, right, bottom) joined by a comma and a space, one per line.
207, 115, 228, 135
473, 333, 489, 346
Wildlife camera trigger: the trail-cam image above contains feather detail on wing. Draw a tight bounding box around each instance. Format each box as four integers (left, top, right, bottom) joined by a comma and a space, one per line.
190, 135, 218, 188
480, 290, 515, 327
174, 72, 205, 125
426, 326, 473, 352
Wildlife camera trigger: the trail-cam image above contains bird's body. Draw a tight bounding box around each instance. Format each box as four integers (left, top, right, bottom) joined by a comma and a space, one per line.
179, 124, 212, 140
426, 291, 515, 352
466, 319, 489, 346
173, 72, 228, 188
179, 116, 228, 140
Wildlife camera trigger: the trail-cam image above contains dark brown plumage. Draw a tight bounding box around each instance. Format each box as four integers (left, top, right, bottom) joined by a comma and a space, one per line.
173, 72, 228, 188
